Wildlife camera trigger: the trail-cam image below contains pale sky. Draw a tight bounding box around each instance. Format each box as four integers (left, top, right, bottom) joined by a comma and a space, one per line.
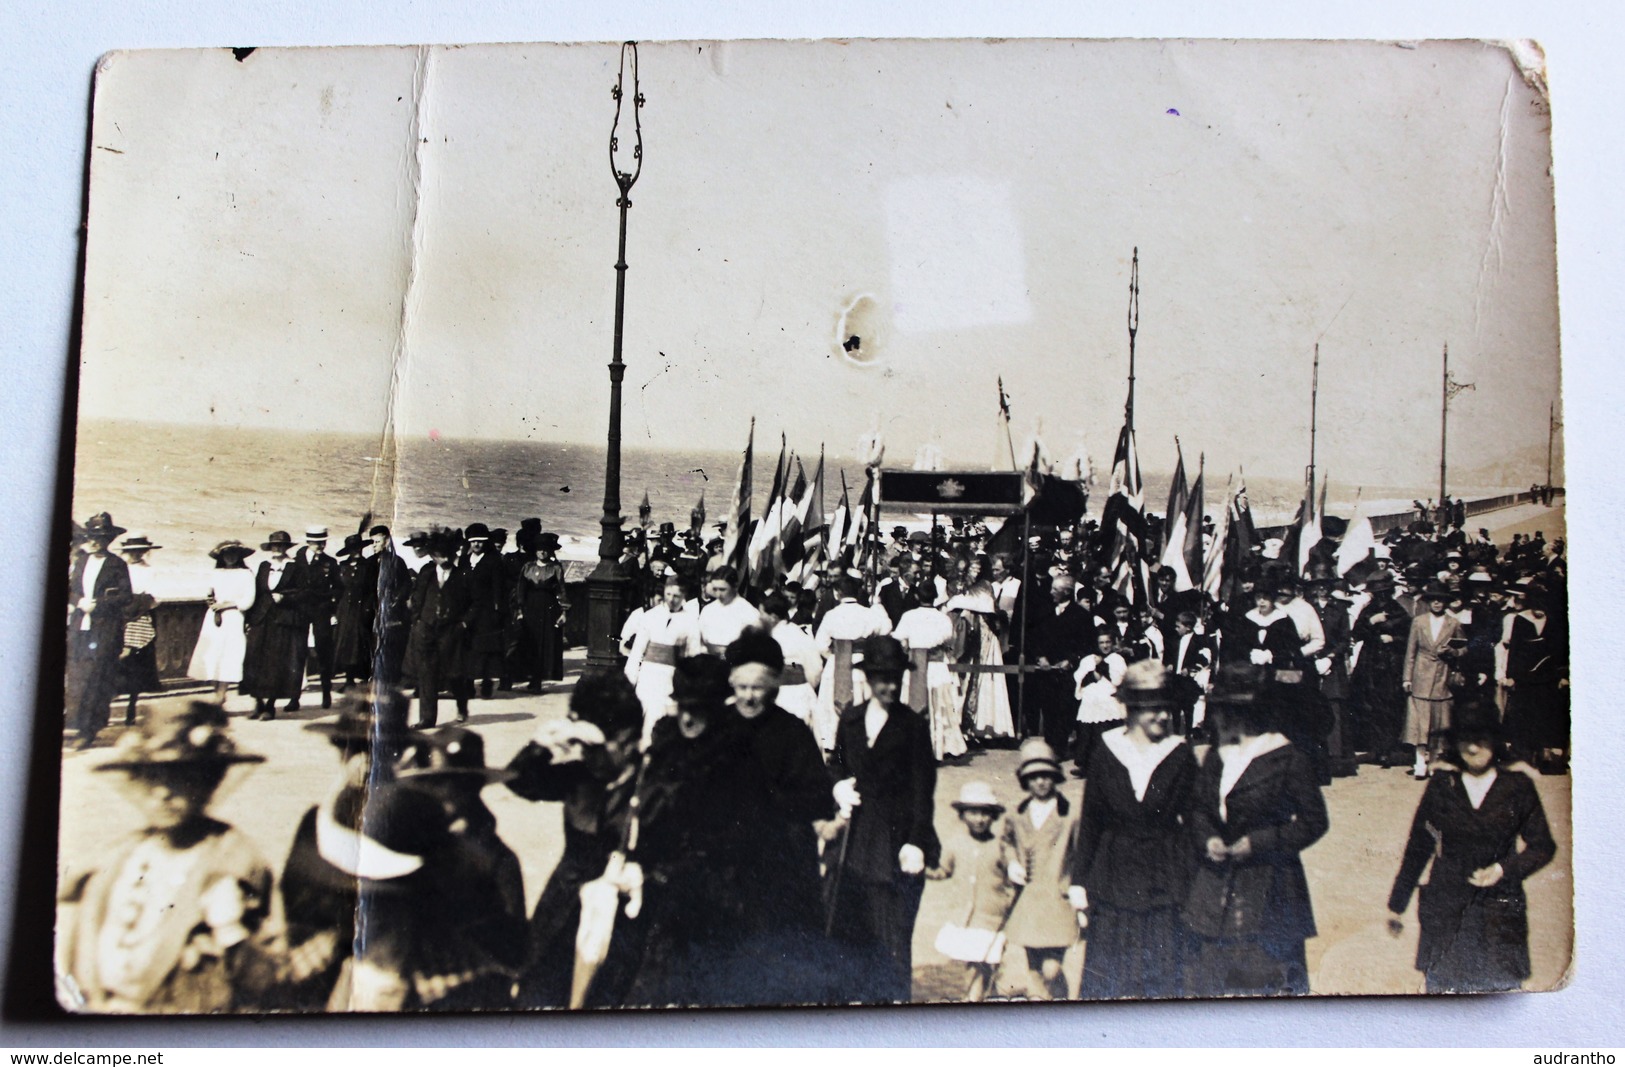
78, 38, 1560, 487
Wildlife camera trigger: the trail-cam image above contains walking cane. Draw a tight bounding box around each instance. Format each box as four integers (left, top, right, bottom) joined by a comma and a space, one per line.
824, 816, 852, 938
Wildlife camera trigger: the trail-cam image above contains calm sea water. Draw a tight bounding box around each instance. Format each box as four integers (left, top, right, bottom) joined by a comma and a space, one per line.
71, 419, 1496, 596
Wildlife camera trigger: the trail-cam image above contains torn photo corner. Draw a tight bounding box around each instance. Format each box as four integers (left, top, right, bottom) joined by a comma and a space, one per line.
57, 36, 1568, 1014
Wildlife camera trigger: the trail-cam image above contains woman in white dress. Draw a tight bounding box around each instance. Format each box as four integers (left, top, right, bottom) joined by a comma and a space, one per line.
188, 540, 257, 703
948, 584, 1015, 743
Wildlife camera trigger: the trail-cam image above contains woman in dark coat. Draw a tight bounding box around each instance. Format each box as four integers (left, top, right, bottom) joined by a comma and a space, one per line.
1349, 573, 1412, 764
623, 655, 775, 1007
517, 532, 569, 689
1220, 585, 1302, 672
331, 534, 374, 687
240, 530, 309, 719
1072, 660, 1198, 1000
1182, 666, 1328, 997
1387, 701, 1556, 993
1502, 589, 1570, 773
503, 671, 646, 1009
825, 636, 941, 1004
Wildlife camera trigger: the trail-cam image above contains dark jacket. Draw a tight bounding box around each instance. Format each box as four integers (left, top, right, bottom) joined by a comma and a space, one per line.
406, 563, 474, 678
1073, 737, 1197, 911
67, 551, 133, 650
1221, 610, 1303, 672
738, 706, 838, 933
460, 549, 506, 656
1032, 601, 1097, 670
827, 699, 941, 881
1388, 768, 1555, 985
1183, 741, 1327, 943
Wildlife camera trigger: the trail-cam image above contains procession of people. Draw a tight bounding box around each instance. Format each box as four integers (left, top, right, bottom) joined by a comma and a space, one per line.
57, 481, 1567, 1011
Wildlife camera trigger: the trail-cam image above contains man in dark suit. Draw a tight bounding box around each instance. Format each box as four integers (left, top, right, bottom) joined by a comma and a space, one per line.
368, 525, 414, 686
460, 523, 506, 700
875, 558, 919, 627
1029, 573, 1096, 750
297, 526, 343, 709
826, 636, 939, 1003
407, 532, 475, 727
66, 512, 133, 749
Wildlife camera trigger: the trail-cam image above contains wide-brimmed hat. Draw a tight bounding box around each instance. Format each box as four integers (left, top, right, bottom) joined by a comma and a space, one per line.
535, 532, 562, 552
424, 530, 461, 557
400, 529, 431, 549
315, 781, 450, 884
1118, 659, 1173, 707
120, 534, 161, 552
335, 534, 366, 558
1207, 663, 1269, 707
1016, 738, 1063, 781
1364, 572, 1396, 592
1420, 583, 1452, 602
859, 635, 909, 676
96, 699, 263, 774
261, 530, 296, 551
399, 726, 514, 785
304, 685, 418, 751
81, 512, 126, 543
464, 522, 491, 542
950, 781, 1006, 813
304, 525, 329, 542
208, 539, 255, 562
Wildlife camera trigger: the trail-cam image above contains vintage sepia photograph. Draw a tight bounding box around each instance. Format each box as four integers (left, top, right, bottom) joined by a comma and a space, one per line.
54, 36, 1569, 1014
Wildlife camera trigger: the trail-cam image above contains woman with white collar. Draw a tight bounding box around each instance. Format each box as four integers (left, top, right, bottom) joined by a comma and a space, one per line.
1182, 665, 1329, 997
1069, 660, 1198, 1000
1386, 699, 1556, 993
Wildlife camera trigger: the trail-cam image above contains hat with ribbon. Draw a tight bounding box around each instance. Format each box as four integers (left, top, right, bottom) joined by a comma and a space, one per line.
96, 699, 264, 774
398, 726, 514, 785
950, 780, 1006, 813
261, 530, 296, 551
1015, 738, 1063, 781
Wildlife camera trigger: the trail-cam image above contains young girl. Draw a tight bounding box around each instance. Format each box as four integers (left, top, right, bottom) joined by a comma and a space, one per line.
928, 781, 1016, 1001
1001, 739, 1081, 999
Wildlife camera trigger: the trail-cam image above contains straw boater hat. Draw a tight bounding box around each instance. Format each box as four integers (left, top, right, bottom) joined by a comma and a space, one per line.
304, 525, 329, 542
1015, 738, 1063, 781
398, 726, 514, 786
208, 539, 255, 562
950, 781, 1005, 814
81, 512, 126, 543
261, 530, 296, 551
120, 533, 161, 552
96, 699, 264, 774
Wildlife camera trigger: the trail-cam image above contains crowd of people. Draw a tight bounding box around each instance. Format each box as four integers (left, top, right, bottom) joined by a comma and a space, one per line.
56, 496, 1568, 1011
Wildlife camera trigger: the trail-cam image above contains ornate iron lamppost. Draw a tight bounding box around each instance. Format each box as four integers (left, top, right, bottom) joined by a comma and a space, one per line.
584, 41, 644, 673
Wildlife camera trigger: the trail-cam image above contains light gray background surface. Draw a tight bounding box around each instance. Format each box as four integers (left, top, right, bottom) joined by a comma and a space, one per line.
3, 0, 1621, 1047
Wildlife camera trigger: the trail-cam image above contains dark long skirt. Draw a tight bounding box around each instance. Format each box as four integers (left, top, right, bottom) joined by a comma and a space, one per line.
522, 597, 566, 682
1505, 683, 1570, 757
1183, 931, 1309, 998
66, 632, 120, 736
1080, 903, 1184, 1000
241, 624, 307, 700
826, 873, 926, 1004
117, 641, 162, 695
1418, 887, 1531, 994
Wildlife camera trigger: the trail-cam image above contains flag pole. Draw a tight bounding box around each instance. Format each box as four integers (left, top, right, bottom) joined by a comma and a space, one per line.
1126, 248, 1140, 432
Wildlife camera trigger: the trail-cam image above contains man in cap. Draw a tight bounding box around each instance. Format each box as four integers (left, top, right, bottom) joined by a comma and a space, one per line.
297, 526, 342, 709
65, 512, 133, 749
826, 635, 940, 1003
405, 531, 476, 728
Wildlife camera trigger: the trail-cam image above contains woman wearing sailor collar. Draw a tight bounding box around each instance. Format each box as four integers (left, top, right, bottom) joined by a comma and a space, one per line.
1182, 665, 1328, 997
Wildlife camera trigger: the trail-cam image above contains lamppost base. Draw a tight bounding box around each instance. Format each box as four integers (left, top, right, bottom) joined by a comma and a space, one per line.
583, 558, 632, 675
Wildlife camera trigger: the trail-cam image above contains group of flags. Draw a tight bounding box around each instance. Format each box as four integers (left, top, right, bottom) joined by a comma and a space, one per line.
721, 420, 874, 592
